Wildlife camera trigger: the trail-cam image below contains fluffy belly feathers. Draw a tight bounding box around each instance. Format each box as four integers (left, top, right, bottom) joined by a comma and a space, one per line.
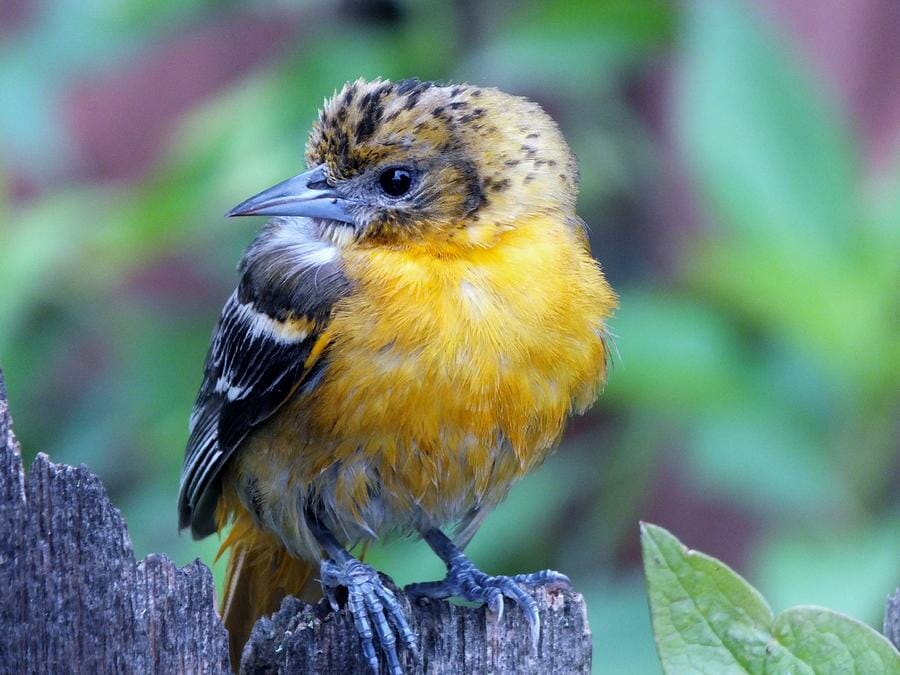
235, 216, 615, 555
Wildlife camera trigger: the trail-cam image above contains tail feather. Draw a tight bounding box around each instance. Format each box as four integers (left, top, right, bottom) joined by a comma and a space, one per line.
217, 501, 319, 670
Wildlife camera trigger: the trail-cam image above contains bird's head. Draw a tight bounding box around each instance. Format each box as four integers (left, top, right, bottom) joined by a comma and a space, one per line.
228, 78, 580, 248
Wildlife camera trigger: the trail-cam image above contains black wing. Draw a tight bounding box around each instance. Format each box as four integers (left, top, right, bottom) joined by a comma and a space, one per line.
177, 293, 327, 537
178, 221, 351, 538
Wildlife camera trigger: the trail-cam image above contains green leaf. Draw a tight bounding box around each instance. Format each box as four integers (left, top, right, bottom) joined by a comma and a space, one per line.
641, 523, 900, 674
773, 607, 900, 675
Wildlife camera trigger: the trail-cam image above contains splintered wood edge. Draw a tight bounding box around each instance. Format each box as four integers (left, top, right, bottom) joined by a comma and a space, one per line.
0, 368, 230, 674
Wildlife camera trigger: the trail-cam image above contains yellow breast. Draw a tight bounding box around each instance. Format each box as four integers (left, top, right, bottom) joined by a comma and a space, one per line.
287, 214, 615, 523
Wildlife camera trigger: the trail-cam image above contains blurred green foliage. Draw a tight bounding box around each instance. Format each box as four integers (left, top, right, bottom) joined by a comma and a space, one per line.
0, 0, 896, 671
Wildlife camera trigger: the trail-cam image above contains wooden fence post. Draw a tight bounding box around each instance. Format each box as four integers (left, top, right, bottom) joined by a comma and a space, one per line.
0, 369, 230, 674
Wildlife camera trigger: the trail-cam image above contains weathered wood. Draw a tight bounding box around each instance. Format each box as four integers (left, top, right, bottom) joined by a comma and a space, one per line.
0, 370, 230, 675
242, 583, 591, 674
0, 368, 592, 673
887, 589, 900, 651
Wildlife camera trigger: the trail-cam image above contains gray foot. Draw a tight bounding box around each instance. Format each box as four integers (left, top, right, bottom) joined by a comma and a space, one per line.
405, 536, 569, 648
320, 557, 418, 674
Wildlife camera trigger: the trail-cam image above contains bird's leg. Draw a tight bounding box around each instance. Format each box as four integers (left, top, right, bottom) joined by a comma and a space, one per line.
310, 519, 418, 675
405, 528, 570, 648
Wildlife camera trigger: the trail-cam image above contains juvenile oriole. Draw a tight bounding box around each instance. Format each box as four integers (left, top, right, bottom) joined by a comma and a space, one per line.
178, 78, 616, 672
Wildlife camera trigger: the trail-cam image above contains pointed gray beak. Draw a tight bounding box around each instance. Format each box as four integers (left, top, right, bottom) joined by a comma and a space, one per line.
226, 164, 354, 223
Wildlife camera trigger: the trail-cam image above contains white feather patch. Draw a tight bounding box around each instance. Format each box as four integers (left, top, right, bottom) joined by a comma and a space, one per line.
269, 218, 341, 264
232, 300, 311, 343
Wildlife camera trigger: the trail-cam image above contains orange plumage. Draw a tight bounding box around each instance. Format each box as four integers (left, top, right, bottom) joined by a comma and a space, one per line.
179, 78, 616, 670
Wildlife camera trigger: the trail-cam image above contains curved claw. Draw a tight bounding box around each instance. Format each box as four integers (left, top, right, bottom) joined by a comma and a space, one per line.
320, 558, 417, 675
486, 586, 504, 621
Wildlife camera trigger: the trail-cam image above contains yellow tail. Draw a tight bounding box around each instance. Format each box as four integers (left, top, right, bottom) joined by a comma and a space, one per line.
217, 501, 319, 670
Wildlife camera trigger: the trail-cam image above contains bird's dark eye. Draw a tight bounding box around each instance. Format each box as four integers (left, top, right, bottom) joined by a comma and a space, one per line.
378, 168, 412, 197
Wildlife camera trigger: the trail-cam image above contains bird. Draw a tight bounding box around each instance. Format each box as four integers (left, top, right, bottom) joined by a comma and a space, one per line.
178, 77, 616, 673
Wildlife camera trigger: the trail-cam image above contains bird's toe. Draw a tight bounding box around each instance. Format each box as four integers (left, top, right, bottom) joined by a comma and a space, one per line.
320, 558, 417, 674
